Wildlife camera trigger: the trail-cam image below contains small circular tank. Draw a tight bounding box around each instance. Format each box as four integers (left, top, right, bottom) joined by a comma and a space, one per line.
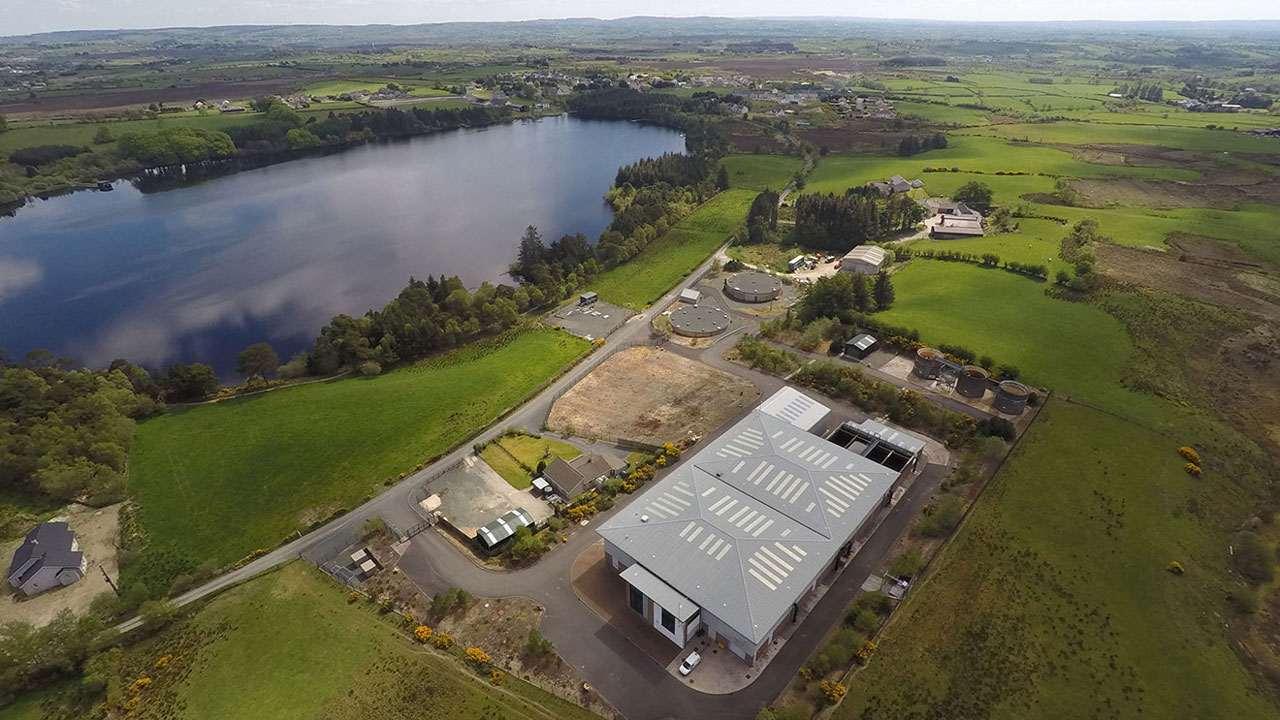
913, 347, 941, 380
994, 381, 1030, 415
957, 365, 990, 399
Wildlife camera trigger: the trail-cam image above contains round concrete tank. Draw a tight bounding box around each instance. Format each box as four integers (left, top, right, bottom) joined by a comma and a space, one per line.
723, 272, 783, 303
994, 381, 1030, 415
956, 365, 990, 399
913, 347, 941, 379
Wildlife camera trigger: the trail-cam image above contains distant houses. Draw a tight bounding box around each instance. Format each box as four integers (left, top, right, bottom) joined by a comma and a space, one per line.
866, 174, 923, 196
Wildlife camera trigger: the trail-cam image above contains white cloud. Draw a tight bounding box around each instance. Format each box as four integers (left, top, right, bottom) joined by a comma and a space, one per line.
0, 257, 42, 305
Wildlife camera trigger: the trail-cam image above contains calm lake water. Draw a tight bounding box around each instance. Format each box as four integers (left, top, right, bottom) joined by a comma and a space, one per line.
0, 116, 685, 377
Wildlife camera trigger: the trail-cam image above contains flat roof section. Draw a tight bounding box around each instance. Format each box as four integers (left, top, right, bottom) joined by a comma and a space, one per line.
621, 563, 701, 621
758, 386, 830, 432
851, 419, 926, 456
670, 305, 730, 337
724, 272, 782, 302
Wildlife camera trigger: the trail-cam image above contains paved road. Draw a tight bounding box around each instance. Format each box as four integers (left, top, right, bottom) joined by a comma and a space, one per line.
114, 243, 729, 634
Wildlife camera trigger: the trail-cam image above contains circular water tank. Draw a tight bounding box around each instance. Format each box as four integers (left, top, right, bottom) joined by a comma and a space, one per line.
956, 365, 990, 399
723, 272, 782, 303
994, 381, 1030, 415
912, 347, 941, 380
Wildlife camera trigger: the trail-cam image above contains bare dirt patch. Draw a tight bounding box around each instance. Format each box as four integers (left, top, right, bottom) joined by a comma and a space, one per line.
0, 79, 302, 117
547, 345, 758, 445
716, 119, 786, 153
0, 503, 120, 626
1068, 178, 1280, 209
1097, 238, 1280, 320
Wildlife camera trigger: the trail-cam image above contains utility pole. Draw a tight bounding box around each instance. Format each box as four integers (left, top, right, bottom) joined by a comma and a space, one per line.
100, 565, 120, 596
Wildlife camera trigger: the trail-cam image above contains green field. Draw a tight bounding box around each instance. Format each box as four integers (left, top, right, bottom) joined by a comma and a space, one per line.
875, 262, 1135, 409
0, 563, 601, 720
904, 217, 1068, 274
126, 327, 589, 581
482, 434, 581, 489
591, 189, 753, 307
720, 154, 804, 191
839, 399, 1276, 720
801, 136, 1196, 198
968, 122, 1280, 154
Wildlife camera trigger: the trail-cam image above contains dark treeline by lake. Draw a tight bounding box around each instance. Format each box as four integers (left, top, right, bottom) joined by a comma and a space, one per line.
0, 116, 686, 378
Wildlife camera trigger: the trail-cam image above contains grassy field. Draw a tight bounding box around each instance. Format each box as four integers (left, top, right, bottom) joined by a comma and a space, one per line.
837, 399, 1278, 720
126, 327, 589, 580
802, 136, 1196, 197
0, 562, 601, 720
968, 122, 1280, 154
591, 189, 753, 308
720, 154, 804, 191
481, 434, 581, 489
903, 217, 1068, 275
875, 262, 1135, 409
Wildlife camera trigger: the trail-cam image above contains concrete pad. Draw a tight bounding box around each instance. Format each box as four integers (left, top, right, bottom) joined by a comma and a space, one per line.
572, 542, 682, 669
425, 456, 552, 537
545, 301, 633, 340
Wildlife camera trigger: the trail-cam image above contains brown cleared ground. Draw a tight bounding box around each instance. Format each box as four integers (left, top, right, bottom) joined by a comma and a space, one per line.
0, 503, 120, 627
546, 345, 758, 446
1069, 178, 1280, 209
1097, 236, 1280, 320
717, 119, 787, 153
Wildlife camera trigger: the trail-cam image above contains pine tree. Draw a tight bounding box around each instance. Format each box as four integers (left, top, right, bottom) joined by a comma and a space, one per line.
716, 164, 730, 191
873, 272, 895, 310
851, 273, 871, 312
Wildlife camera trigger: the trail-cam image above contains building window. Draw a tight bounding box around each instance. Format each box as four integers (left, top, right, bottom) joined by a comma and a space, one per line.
661, 609, 676, 632
629, 585, 645, 615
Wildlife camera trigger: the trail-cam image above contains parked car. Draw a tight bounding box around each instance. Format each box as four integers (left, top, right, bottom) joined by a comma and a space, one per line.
678, 651, 702, 676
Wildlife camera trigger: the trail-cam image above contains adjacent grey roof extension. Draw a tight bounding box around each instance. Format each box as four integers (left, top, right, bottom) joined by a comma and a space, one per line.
597, 408, 898, 646
541, 452, 627, 498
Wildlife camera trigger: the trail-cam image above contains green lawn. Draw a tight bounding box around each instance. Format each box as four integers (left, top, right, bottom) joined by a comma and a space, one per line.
876, 261, 1135, 410
720, 154, 804, 191
126, 327, 589, 583
903, 217, 1068, 275
802, 136, 1195, 198
5, 563, 600, 720
968, 121, 1280, 155
591, 189, 754, 308
482, 434, 581, 489
837, 399, 1278, 720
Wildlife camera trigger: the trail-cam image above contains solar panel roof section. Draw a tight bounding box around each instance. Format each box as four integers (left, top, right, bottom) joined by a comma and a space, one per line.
597, 399, 900, 645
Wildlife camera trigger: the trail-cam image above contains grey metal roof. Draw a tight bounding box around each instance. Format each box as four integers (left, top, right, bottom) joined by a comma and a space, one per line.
848, 334, 877, 351
598, 405, 899, 645
621, 563, 700, 621
758, 386, 830, 432
852, 419, 926, 456
477, 507, 534, 548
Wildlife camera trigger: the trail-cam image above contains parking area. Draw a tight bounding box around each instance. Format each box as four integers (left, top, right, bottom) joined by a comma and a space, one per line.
545, 300, 632, 340
421, 456, 553, 537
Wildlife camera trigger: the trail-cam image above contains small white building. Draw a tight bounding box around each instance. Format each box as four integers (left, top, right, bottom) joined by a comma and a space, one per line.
840, 246, 888, 275
679, 288, 701, 304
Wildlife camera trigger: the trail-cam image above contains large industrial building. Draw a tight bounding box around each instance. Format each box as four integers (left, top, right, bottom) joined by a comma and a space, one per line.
596, 388, 923, 665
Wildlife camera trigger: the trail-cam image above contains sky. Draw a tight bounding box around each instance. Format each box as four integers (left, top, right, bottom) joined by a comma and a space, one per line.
1, 0, 1277, 37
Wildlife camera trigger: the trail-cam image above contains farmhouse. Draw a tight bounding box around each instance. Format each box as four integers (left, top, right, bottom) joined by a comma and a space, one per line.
541, 452, 628, 498
596, 388, 916, 665
866, 174, 921, 196
839, 245, 888, 275
6, 521, 87, 596
930, 213, 985, 238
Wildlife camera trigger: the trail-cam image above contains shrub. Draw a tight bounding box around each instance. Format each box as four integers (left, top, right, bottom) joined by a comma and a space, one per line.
525, 628, 555, 658
432, 632, 454, 649
977, 417, 1016, 441
854, 640, 877, 666
847, 607, 880, 633
546, 516, 566, 532
489, 670, 505, 685
465, 647, 491, 667
414, 625, 434, 642
1178, 446, 1200, 463
915, 495, 965, 537
1185, 463, 1202, 476
1167, 561, 1185, 575
1228, 588, 1259, 614
855, 590, 893, 615
820, 679, 847, 703
358, 360, 382, 376
888, 551, 924, 579
1233, 532, 1274, 584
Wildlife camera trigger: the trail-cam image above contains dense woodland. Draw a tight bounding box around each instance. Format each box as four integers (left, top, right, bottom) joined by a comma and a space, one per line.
792, 188, 927, 250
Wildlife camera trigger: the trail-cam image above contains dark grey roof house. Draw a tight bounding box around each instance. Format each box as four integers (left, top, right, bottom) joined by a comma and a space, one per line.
6, 522, 87, 596
541, 452, 628, 498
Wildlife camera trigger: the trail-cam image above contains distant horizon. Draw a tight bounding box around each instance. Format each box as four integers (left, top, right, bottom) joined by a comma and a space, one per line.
3, 6, 1280, 40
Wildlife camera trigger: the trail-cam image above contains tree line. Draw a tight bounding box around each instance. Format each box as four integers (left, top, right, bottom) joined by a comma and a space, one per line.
896, 133, 947, 156
793, 187, 927, 250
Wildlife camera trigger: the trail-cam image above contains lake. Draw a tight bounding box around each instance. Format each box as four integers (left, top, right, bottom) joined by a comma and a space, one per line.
0, 116, 685, 377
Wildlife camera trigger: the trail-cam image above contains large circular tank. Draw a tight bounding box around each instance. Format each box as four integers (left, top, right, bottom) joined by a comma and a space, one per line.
956, 365, 990, 399
670, 305, 730, 337
724, 272, 782, 303
912, 347, 942, 380
994, 380, 1030, 415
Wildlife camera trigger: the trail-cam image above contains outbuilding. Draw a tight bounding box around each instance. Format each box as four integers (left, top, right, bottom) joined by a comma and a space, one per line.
679, 288, 701, 305
476, 507, 535, 550
844, 333, 878, 360
839, 246, 888, 275
578, 291, 599, 306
